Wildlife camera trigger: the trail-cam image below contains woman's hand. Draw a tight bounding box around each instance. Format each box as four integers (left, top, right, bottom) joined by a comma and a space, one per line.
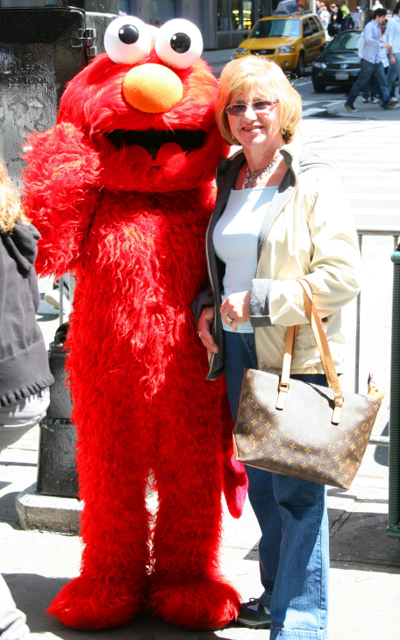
220, 291, 251, 332
198, 306, 218, 354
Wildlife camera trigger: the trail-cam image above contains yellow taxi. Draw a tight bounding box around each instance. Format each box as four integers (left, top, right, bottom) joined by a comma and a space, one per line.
235, 10, 325, 77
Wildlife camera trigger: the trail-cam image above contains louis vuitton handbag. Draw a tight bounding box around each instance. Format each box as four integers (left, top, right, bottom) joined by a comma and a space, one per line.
233, 281, 382, 490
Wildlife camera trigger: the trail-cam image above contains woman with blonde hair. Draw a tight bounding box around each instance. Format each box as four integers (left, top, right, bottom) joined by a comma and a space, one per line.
193, 56, 360, 638
0, 155, 53, 639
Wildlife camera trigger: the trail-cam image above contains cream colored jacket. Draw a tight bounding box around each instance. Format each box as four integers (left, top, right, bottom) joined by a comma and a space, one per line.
249, 140, 361, 375
193, 138, 361, 381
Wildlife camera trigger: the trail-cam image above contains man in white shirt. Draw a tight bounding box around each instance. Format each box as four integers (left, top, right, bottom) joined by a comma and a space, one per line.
345, 8, 397, 111
386, 1, 400, 100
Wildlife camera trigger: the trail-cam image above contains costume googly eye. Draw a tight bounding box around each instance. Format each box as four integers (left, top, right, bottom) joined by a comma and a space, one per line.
155, 19, 203, 69
104, 16, 152, 65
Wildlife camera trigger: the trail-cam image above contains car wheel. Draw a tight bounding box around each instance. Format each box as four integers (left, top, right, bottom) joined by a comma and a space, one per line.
296, 52, 305, 78
313, 82, 326, 93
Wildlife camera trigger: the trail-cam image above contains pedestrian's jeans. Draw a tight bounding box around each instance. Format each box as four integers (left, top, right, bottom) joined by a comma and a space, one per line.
346, 59, 390, 108
0, 387, 50, 640
0, 578, 30, 640
224, 331, 329, 640
386, 53, 400, 97
0, 388, 50, 451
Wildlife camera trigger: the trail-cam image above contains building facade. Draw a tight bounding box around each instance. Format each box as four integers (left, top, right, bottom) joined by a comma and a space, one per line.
120, 0, 276, 48
1, 0, 398, 49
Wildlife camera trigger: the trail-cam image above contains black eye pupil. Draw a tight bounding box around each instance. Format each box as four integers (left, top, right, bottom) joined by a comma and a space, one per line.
118, 25, 139, 45
170, 32, 191, 53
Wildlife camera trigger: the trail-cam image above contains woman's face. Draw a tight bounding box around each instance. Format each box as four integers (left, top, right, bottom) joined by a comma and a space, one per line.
226, 87, 284, 154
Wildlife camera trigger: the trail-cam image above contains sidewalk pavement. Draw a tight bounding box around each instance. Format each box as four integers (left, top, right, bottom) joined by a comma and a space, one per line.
0, 280, 399, 640
1, 426, 399, 640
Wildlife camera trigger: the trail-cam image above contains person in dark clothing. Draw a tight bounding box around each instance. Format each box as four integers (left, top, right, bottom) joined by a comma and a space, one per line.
0, 155, 54, 639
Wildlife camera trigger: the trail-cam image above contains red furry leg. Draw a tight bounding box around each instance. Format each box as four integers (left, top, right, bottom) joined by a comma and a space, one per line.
150, 400, 240, 630
48, 384, 151, 630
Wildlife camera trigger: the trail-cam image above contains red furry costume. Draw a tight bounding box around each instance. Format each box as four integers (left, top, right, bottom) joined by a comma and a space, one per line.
23, 17, 247, 631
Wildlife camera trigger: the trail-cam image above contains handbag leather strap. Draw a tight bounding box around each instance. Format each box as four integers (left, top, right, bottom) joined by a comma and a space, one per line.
276, 324, 297, 410
276, 279, 344, 424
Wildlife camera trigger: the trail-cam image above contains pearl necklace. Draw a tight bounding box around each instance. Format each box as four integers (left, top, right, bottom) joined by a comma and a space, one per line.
242, 157, 279, 189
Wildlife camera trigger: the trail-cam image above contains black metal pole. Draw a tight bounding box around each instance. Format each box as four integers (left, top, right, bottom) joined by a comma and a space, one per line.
387, 242, 400, 543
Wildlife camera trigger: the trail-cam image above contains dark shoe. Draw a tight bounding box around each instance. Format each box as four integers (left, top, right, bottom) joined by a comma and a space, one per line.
384, 103, 399, 110
345, 103, 357, 112
237, 599, 271, 629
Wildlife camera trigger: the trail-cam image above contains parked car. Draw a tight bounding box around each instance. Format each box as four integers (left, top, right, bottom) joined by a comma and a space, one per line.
235, 9, 325, 77
312, 29, 362, 92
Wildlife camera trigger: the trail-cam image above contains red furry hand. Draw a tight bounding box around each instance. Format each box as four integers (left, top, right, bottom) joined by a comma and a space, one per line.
22, 123, 101, 277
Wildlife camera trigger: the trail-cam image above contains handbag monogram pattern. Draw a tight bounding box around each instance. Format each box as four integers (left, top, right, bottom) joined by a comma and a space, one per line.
234, 368, 381, 489
233, 281, 382, 490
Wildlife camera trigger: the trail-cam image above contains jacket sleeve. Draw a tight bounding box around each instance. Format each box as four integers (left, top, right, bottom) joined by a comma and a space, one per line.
249, 168, 361, 327
191, 288, 215, 329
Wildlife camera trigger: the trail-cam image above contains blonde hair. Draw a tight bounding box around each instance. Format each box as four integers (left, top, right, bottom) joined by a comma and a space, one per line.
216, 56, 302, 145
0, 156, 29, 233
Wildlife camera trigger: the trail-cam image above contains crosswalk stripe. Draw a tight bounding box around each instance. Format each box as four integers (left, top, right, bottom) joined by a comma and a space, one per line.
300, 119, 400, 225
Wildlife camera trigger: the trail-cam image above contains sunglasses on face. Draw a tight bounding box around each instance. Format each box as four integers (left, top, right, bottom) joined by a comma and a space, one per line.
225, 100, 278, 117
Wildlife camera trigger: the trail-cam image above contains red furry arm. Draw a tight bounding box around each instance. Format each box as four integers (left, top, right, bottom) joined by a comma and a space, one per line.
22, 122, 101, 277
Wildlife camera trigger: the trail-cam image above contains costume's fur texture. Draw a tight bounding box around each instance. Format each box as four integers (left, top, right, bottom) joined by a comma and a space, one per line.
23, 35, 247, 632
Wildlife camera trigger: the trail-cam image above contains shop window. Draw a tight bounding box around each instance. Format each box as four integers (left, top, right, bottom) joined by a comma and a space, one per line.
152, 0, 175, 24
231, 0, 253, 30
243, 1, 252, 29
218, 0, 230, 31
119, 0, 130, 13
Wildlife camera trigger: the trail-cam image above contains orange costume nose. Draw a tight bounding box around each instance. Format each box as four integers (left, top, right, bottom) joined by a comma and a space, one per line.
123, 63, 183, 113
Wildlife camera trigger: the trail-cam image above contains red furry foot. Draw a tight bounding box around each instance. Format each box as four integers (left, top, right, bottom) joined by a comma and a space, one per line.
151, 577, 240, 630
47, 575, 145, 630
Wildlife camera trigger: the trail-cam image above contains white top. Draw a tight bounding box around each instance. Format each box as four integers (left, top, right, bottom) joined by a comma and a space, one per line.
380, 32, 389, 67
213, 185, 278, 333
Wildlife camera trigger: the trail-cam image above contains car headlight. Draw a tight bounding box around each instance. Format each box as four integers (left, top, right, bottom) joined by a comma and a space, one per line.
236, 48, 247, 55
279, 45, 295, 53
313, 61, 327, 68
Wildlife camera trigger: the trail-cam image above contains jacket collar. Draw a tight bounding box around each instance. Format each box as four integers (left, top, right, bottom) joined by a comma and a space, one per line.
224, 137, 303, 180
279, 137, 303, 176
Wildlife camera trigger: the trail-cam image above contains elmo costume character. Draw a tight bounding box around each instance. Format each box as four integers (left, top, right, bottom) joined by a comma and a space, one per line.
22, 16, 247, 632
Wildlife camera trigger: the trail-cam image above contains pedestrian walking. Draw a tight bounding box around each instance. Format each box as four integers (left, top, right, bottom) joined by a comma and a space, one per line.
328, 4, 341, 37
345, 8, 398, 111
339, 0, 350, 17
0, 154, 53, 639
386, 1, 400, 101
362, 19, 395, 102
195, 55, 361, 638
320, 4, 331, 38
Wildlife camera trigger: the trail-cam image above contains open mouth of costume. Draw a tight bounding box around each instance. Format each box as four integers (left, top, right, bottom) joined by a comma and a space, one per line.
105, 129, 206, 159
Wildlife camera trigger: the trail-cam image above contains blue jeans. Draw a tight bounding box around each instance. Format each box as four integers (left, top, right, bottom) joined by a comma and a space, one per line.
0, 388, 49, 452
0, 390, 48, 639
224, 331, 329, 640
387, 53, 400, 97
0, 576, 30, 639
346, 59, 391, 108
